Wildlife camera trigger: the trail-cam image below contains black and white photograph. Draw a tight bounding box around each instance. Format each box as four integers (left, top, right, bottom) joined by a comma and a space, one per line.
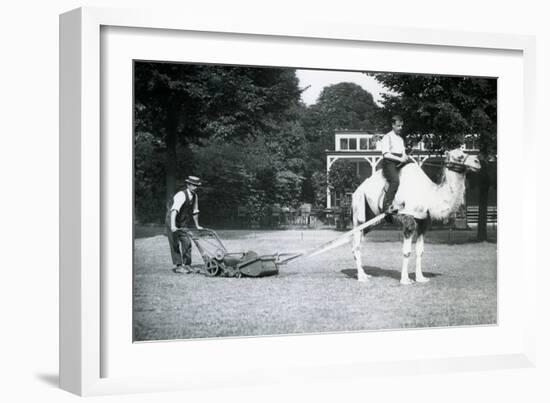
132, 62, 497, 342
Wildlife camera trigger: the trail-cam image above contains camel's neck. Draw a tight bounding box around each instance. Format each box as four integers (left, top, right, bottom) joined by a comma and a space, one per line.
428, 169, 466, 220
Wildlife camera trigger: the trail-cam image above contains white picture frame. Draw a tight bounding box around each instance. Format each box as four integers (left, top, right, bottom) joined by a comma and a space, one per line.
60, 6, 537, 396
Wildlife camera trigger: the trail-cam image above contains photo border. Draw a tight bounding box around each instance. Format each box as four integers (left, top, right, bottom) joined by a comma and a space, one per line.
60, 6, 537, 396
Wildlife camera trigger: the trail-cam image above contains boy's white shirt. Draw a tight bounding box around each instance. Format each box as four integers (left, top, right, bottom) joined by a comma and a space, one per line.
380, 130, 406, 156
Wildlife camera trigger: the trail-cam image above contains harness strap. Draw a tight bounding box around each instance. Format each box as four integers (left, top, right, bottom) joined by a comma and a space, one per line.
445, 162, 467, 173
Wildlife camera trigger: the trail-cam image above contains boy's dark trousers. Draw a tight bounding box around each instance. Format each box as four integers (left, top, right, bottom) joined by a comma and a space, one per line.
382, 158, 401, 211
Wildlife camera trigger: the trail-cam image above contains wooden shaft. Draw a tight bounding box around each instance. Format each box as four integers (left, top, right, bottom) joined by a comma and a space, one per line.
279, 213, 387, 264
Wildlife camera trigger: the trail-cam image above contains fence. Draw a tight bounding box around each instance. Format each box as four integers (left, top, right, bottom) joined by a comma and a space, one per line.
233, 204, 323, 229
466, 205, 497, 225
201, 205, 497, 230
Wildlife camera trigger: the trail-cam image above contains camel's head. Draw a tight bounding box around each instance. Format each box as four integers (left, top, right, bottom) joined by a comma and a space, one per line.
446, 149, 481, 173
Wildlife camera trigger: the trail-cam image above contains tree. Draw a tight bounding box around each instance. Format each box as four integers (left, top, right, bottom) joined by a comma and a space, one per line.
189, 137, 272, 225
134, 131, 166, 222
189, 135, 305, 227
304, 82, 383, 170
327, 159, 362, 200
371, 73, 497, 241
134, 63, 303, 210
300, 82, 383, 208
310, 171, 328, 209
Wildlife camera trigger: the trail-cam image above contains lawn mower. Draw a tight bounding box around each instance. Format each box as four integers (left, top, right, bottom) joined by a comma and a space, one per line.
176, 228, 300, 278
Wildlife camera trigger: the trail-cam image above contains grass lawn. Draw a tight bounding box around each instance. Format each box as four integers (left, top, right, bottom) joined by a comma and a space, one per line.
133, 229, 497, 341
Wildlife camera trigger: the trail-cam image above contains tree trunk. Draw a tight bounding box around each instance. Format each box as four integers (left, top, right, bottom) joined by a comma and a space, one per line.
165, 105, 178, 206
476, 161, 490, 241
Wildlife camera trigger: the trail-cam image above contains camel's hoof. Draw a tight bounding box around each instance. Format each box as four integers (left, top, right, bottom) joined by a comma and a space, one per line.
400, 278, 414, 285
357, 271, 371, 282
416, 276, 430, 283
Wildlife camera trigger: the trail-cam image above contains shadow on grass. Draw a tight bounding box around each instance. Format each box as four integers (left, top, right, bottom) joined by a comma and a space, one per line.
341, 266, 442, 281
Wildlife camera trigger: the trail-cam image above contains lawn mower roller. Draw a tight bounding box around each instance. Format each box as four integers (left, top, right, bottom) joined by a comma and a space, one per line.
177, 214, 387, 278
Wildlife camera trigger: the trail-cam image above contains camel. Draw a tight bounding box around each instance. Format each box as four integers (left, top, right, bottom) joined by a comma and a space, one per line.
351, 148, 481, 284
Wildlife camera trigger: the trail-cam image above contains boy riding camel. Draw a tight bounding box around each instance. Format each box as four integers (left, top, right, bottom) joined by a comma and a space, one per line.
380, 115, 414, 214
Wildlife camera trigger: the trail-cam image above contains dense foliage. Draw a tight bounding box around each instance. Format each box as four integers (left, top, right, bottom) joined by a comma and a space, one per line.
134, 65, 383, 224
134, 62, 304, 224
327, 159, 362, 196
303, 82, 383, 171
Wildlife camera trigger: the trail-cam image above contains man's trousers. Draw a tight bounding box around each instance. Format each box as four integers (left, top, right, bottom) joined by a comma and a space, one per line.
166, 227, 193, 266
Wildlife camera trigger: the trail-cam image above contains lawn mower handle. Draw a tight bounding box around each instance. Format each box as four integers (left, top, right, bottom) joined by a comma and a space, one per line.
175, 227, 226, 248
175, 227, 216, 236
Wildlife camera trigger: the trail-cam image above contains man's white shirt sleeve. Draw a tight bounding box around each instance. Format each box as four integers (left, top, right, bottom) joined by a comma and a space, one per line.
171, 191, 187, 212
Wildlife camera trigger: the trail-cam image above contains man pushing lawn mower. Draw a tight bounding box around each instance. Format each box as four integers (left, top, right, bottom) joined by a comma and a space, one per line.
166, 175, 203, 274
165, 175, 283, 278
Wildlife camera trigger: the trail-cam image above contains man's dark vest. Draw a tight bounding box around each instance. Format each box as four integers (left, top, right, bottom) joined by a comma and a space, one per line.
174, 189, 197, 228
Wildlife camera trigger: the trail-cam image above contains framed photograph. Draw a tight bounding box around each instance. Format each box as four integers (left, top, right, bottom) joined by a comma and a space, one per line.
60, 7, 536, 396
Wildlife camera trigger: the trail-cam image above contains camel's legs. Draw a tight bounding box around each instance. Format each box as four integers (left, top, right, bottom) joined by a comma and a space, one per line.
400, 236, 414, 285
352, 228, 369, 282
415, 234, 429, 283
